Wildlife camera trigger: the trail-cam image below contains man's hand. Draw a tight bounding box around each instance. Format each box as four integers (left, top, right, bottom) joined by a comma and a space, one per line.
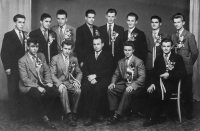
49, 37, 55, 44
80, 62, 84, 67
126, 86, 134, 92
38, 86, 46, 94
5, 69, 11, 75
73, 81, 80, 88
177, 43, 184, 48
58, 84, 66, 93
160, 72, 169, 79
108, 83, 115, 90
46, 83, 53, 87
90, 79, 97, 84
147, 84, 156, 93
87, 74, 97, 81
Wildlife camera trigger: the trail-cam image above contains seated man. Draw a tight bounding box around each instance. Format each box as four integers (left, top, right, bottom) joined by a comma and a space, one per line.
18, 38, 60, 129
143, 38, 186, 127
107, 41, 146, 125
50, 40, 82, 126
82, 36, 113, 126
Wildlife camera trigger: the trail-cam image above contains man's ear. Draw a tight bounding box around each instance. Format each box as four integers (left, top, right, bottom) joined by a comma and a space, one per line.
183, 21, 185, 26
85, 17, 87, 21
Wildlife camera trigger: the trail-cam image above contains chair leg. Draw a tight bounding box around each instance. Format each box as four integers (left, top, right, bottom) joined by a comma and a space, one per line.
177, 98, 182, 123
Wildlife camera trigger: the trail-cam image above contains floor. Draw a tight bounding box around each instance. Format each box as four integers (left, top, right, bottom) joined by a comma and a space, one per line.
0, 101, 200, 131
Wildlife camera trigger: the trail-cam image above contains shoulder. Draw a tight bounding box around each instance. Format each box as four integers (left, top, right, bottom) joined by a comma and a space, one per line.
19, 54, 26, 63
66, 24, 76, 30
115, 24, 124, 30
134, 56, 144, 64
38, 52, 45, 59
30, 29, 40, 35
99, 24, 106, 30
77, 24, 86, 30
52, 53, 60, 60
50, 25, 58, 30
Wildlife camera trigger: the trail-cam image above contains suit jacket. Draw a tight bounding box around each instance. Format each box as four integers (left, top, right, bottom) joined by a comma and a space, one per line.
171, 29, 199, 74
51, 24, 76, 52
150, 52, 186, 91
50, 53, 82, 87
75, 23, 99, 63
146, 30, 170, 70
99, 24, 124, 60
82, 50, 113, 81
111, 55, 145, 90
124, 28, 147, 63
1, 30, 25, 71
29, 29, 58, 64
18, 52, 52, 93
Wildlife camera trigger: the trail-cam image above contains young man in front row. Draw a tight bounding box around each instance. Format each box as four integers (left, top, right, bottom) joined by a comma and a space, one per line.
107, 41, 146, 125
50, 40, 82, 126
18, 38, 60, 129
143, 38, 186, 127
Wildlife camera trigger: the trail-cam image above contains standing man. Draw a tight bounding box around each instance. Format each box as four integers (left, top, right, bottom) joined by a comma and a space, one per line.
99, 8, 124, 72
18, 38, 60, 129
51, 9, 76, 53
1, 14, 26, 119
82, 36, 113, 126
30, 13, 58, 65
146, 16, 170, 86
171, 13, 198, 120
75, 9, 99, 67
107, 41, 145, 125
124, 12, 147, 64
50, 40, 82, 126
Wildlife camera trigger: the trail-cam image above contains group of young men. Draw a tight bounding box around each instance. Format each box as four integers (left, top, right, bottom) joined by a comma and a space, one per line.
1, 8, 198, 129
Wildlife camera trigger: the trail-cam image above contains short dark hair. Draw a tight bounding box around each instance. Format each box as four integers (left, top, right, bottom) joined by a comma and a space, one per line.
85, 9, 96, 17
151, 15, 162, 23
106, 8, 117, 16
171, 13, 185, 21
40, 13, 51, 21
56, 9, 68, 18
126, 12, 138, 21
161, 38, 173, 46
13, 14, 26, 22
93, 36, 104, 43
27, 38, 39, 46
123, 41, 135, 49
61, 40, 74, 48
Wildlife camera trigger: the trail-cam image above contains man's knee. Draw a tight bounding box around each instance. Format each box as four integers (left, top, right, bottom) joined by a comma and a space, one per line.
75, 88, 81, 96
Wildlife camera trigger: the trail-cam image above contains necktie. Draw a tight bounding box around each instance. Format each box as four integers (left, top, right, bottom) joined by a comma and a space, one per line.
44, 29, 48, 41
108, 24, 112, 45
19, 31, 23, 45
164, 54, 168, 65
95, 52, 99, 60
64, 56, 69, 73
89, 26, 93, 36
32, 56, 37, 67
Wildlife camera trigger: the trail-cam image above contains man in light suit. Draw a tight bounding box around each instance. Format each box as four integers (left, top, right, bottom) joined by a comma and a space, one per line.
82, 36, 113, 126
50, 40, 82, 126
146, 15, 170, 87
107, 41, 146, 125
124, 12, 147, 64
30, 13, 58, 65
18, 38, 60, 129
143, 38, 186, 127
171, 13, 198, 120
75, 9, 99, 67
99, 8, 124, 72
1, 14, 26, 119
51, 9, 76, 53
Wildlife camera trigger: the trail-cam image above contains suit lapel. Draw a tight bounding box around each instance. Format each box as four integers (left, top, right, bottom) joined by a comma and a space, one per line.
26, 53, 38, 78
12, 30, 23, 46
84, 23, 93, 37
38, 29, 48, 43
180, 29, 187, 37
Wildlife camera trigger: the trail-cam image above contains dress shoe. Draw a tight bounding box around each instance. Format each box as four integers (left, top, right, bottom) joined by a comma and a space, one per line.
84, 118, 94, 126
67, 114, 76, 126
95, 115, 105, 123
143, 118, 157, 127
107, 113, 120, 125
43, 116, 56, 129
73, 113, 78, 121
187, 114, 193, 120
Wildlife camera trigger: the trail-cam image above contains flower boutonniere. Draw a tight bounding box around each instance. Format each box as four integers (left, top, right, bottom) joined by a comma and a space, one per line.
176, 35, 185, 49
128, 32, 138, 41
126, 63, 135, 83
64, 29, 73, 41
95, 29, 100, 36
69, 62, 76, 74
154, 34, 162, 46
166, 60, 175, 72
111, 31, 119, 42
35, 57, 43, 72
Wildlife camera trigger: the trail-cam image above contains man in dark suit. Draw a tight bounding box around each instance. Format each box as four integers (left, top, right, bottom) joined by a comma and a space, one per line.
18, 38, 60, 129
30, 13, 58, 65
75, 9, 99, 67
1, 14, 26, 119
146, 15, 170, 87
171, 13, 198, 120
82, 36, 113, 126
50, 40, 82, 126
124, 12, 147, 64
143, 38, 186, 127
107, 41, 145, 125
99, 8, 124, 72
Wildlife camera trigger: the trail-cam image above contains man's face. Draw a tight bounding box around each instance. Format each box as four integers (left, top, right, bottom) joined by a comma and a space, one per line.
85, 13, 95, 25
40, 17, 51, 29
124, 46, 134, 58
173, 18, 185, 30
161, 42, 172, 54
127, 16, 137, 29
61, 44, 72, 57
57, 14, 67, 27
28, 43, 39, 56
15, 18, 25, 31
93, 38, 104, 52
151, 18, 161, 30
106, 12, 116, 24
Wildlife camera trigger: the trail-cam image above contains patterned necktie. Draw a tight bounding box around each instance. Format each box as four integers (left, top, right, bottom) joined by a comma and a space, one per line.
19, 31, 23, 45
89, 26, 93, 36
44, 29, 48, 41
95, 52, 99, 60
108, 24, 112, 45
164, 54, 168, 65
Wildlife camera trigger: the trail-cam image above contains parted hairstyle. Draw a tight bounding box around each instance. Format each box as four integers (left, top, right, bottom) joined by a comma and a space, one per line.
126, 12, 139, 21
85, 9, 96, 17
151, 15, 162, 23
93, 36, 104, 44
13, 14, 26, 22
40, 13, 51, 21
27, 38, 39, 46
171, 13, 185, 21
123, 41, 135, 49
56, 9, 68, 18
61, 40, 74, 48
106, 8, 117, 16
161, 38, 173, 46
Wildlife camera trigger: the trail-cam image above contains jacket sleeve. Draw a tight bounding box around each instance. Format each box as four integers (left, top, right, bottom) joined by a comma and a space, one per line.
74, 57, 82, 83
111, 62, 121, 84
188, 34, 199, 65
75, 27, 84, 63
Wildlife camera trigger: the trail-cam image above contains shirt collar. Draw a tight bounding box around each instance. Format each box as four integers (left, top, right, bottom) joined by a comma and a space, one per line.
86, 23, 93, 29
95, 50, 102, 55
62, 53, 69, 60
59, 24, 66, 30
163, 52, 171, 59
107, 23, 114, 29
40, 26, 48, 33
178, 27, 184, 35
152, 28, 160, 34
128, 27, 135, 33
28, 52, 37, 61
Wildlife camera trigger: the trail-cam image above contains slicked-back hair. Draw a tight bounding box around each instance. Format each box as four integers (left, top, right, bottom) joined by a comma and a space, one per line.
27, 38, 39, 46
161, 38, 173, 46
85, 9, 96, 17
61, 40, 74, 48
93, 36, 104, 43
40, 13, 51, 21
151, 15, 162, 23
171, 13, 185, 22
123, 41, 135, 50
126, 12, 138, 21
56, 9, 68, 18
13, 14, 26, 22
106, 8, 117, 16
